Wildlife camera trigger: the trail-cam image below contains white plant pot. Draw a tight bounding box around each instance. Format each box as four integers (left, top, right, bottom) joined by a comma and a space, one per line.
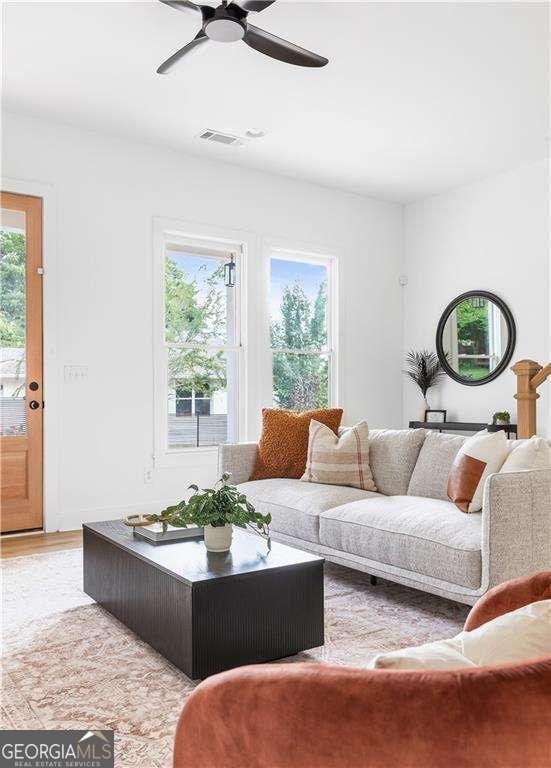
204, 523, 233, 553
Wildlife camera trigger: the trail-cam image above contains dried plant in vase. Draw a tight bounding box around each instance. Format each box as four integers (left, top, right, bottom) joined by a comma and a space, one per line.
404, 349, 445, 413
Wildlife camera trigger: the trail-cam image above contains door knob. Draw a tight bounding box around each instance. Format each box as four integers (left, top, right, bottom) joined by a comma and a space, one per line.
29, 400, 40, 410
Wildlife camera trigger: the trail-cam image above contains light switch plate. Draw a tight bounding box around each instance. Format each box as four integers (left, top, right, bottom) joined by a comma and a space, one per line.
64, 365, 88, 381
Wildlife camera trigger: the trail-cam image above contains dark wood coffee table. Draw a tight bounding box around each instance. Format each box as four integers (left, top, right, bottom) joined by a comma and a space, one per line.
83, 520, 324, 679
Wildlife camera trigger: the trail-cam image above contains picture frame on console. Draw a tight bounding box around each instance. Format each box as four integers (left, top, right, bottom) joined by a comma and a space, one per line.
424, 409, 447, 423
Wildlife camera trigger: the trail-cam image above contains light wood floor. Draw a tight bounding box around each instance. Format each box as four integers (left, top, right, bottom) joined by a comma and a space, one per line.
1, 530, 82, 558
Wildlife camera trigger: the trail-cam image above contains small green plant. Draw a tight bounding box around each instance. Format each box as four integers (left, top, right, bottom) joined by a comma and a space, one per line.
492, 411, 511, 425
148, 473, 272, 547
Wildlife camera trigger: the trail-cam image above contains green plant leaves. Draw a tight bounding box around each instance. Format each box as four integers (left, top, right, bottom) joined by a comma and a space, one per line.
153, 475, 271, 544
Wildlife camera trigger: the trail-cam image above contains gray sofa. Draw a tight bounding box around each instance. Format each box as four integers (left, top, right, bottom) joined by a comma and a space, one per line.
219, 428, 551, 605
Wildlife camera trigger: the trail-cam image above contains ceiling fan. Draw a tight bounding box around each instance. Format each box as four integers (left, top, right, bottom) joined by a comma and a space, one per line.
156, 0, 328, 73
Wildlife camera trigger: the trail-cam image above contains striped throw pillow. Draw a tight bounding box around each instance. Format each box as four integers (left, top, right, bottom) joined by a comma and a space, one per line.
301, 420, 377, 491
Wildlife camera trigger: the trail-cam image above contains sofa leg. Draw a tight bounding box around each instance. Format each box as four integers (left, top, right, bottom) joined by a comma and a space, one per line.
370, 575, 378, 586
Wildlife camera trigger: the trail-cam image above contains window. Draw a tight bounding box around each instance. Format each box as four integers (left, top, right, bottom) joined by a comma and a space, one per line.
269, 253, 336, 410
156, 229, 242, 454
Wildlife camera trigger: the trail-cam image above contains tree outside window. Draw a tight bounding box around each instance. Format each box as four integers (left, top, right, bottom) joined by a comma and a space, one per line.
270, 257, 332, 410
164, 250, 235, 448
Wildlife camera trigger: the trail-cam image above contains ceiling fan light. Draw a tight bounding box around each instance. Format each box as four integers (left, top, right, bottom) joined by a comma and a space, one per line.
205, 18, 245, 42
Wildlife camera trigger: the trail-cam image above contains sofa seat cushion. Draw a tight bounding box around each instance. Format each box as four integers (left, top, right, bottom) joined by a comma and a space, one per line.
238, 479, 376, 544
319, 496, 482, 588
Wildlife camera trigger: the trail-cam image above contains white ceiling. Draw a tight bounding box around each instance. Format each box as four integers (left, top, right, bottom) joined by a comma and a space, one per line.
2, 1, 549, 202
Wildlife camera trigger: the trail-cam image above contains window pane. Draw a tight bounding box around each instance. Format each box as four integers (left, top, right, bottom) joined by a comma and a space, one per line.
270, 258, 328, 351
165, 249, 236, 347
1, 210, 27, 437
272, 352, 329, 410
167, 347, 237, 448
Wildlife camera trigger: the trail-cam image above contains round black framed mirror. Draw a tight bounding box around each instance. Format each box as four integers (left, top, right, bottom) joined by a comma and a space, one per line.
436, 291, 516, 386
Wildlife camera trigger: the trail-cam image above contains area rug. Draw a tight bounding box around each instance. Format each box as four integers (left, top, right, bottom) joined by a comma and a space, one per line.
1, 548, 469, 767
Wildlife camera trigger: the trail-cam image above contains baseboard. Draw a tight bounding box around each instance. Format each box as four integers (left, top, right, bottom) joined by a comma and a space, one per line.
54, 500, 176, 532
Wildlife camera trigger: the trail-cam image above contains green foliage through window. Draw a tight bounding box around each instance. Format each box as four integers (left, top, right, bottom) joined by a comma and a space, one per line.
1, 230, 26, 348
270, 265, 329, 410
165, 254, 227, 394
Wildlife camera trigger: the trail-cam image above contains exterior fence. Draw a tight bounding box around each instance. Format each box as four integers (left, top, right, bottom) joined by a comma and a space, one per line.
168, 414, 228, 448
0, 397, 26, 436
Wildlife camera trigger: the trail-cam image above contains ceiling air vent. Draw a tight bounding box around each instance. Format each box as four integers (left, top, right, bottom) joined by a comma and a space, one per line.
198, 129, 243, 147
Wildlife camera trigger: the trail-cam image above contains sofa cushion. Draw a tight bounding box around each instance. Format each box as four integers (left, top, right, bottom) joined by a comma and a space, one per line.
368, 429, 426, 495
448, 430, 509, 512
301, 420, 377, 491
319, 495, 482, 588
408, 431, 466, 500
238, 478, 376, 544
500, 437, 551, 473
250, 408, 343, 480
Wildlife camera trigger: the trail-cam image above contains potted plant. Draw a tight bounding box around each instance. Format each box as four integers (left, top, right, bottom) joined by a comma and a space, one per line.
492, 411, 511, 426
147, 473, 271, 553
403, 349, 445, 417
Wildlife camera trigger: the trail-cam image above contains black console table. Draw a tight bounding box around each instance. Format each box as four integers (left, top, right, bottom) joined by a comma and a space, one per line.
408, 421, 517, 438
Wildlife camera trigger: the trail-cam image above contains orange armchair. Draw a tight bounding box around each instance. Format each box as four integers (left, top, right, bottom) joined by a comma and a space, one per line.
173, 572, 551, 768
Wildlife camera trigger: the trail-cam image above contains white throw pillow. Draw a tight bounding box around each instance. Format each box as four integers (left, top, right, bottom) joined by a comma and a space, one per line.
371, 599, 551, 670
447, 429, 509, 513
371, 636, 475, 670
500, 437, 551, 473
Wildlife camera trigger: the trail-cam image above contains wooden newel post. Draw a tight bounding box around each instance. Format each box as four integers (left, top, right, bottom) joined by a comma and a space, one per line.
511, 359, 551, 438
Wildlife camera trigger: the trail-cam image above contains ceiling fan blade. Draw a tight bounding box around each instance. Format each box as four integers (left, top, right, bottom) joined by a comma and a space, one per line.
159, 0, 202, 14
156, 31, 208, 73
232, 0, 277, 12
243, 24, 328, 67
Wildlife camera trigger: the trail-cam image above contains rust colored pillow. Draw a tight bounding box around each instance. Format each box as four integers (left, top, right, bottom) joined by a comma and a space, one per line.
447, 454, 487, 513
251, 408, 343, 480
447, 430, 508, 512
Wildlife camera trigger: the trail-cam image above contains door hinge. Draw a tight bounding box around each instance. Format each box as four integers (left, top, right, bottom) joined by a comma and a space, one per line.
37, 267, 44, 276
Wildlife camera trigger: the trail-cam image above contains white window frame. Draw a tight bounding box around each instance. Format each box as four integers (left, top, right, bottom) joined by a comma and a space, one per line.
267, 245, 338, 408
153, 217, 247, 467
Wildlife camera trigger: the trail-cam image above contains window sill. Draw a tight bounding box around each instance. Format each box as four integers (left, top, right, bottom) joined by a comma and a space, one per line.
154, 446, 219, 469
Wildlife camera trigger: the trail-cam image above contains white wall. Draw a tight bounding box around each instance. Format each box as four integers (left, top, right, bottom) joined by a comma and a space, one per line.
2, 111, 404, 531
402, 160, 550, 435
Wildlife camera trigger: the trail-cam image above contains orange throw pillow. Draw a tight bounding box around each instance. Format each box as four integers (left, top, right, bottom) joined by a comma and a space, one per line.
251, 408, 344, 480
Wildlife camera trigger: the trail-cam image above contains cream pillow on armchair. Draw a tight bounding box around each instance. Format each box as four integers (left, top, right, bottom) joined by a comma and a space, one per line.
301, 419, 377, 491
371, 600, 551, 670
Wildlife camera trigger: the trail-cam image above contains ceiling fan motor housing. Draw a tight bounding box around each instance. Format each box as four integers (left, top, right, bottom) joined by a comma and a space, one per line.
203, 4, 247, 42
156, 0, 329, 73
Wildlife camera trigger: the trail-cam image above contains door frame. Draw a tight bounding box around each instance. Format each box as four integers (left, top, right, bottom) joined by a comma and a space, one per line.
1, 176, 60, 532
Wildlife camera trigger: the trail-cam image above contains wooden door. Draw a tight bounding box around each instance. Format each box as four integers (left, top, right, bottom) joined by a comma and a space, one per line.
0, 192, 43, 532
